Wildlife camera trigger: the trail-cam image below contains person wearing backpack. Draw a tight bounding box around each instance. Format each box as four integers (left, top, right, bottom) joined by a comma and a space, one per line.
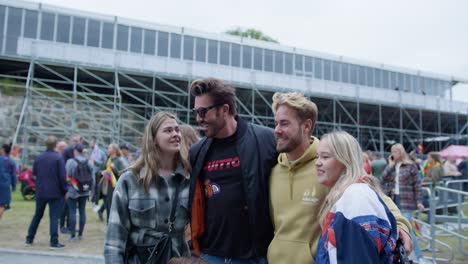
65, 143, 94, 241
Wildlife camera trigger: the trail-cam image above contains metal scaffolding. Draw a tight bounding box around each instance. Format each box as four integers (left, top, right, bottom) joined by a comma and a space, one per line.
0, 58, 466, 166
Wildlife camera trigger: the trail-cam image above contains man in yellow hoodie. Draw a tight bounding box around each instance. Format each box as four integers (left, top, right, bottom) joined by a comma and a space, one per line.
267, 92, 412, 264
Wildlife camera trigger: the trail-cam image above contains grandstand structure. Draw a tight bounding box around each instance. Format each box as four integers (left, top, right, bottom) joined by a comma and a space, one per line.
0, 0, 467, 164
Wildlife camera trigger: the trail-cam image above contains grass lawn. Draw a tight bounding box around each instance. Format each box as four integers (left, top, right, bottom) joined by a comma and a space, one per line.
0, 190, 106, 256
1, 190, 467, 262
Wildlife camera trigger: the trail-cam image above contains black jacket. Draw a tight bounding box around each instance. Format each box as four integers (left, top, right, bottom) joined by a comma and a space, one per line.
188, 117, 278, 257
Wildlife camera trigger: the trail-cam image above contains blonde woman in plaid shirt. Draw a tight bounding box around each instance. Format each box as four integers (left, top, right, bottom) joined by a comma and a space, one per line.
381, 143, 427, 264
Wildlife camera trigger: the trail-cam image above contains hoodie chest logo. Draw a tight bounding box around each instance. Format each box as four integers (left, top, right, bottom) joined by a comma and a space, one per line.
302, 187, 319, 205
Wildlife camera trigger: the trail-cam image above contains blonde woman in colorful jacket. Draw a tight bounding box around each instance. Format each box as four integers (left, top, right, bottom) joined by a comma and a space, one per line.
315, 131, 397, 263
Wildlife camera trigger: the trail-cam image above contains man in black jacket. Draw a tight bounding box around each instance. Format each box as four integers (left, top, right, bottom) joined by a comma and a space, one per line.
25, 135, 67, 249
188, 78, 277, 263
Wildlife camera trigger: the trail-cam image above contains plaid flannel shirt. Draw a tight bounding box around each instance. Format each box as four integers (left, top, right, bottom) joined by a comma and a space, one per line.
104, 165, 190, 264
381, 162, 422, 211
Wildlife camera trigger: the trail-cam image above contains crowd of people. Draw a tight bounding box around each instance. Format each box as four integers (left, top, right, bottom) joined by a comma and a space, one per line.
1, 78, 467, 263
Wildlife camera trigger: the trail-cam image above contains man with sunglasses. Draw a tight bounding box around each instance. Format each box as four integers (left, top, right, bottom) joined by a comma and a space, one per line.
188, 78, 277, 264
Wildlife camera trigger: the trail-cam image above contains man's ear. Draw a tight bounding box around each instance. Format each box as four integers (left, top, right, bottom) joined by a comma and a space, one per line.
303, 119, 313, 134
222, 104, 230, 116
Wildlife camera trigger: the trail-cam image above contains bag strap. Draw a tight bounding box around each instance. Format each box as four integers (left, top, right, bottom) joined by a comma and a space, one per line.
74, 158, 88, 165
136, 228, 150, 244
168, 181, 181, 233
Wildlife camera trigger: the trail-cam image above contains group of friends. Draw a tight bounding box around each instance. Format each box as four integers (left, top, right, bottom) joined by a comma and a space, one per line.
6, 77, 464, 263
103, 78, 416, 264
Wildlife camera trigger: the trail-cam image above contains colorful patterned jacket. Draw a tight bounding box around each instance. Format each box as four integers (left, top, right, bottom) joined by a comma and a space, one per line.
316, 183, 397, 264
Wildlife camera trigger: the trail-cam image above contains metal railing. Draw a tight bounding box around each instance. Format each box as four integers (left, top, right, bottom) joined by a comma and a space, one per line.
433, 185, 468, 257
416, 181, 468, 262
414, 187, 454, 263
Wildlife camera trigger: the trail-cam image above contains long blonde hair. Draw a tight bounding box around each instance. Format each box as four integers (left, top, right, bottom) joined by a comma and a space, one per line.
391, 143, 413, 164
179, 124, 201, 155
108, 143, 122, 157
318, 131, 381, 227
131, 111, 191, 192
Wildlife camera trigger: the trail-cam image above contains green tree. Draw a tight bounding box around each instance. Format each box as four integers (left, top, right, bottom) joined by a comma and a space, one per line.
225, 27, 279, 43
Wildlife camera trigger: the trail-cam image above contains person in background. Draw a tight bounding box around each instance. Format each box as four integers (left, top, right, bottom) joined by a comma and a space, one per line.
100, 143, 127, 223
104, 111, 191, 263
458, 157, 468, 195
179, 124, 201, 244
63, 134, 82, 163
119, 144, 134, 166
0, 143, 16, 220
363, 151, 372, 175
371, 152, 387, 180
421, 152, 443, 223
443, 155, 463, 213
443, 155, 461, 177
25, 136, 67, 249
134, 136, 143, 161
422, 152, 443, 188
88, 137, 107, 212
55, 141, 68, 155
180, 124, 201, 155
60, 134, 82, 234
315, 131, 397, 263
65, 144, 93, 241
381, 143, 427, 264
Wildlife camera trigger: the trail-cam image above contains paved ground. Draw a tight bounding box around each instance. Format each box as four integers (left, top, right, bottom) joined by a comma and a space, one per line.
0, 248, 104, 264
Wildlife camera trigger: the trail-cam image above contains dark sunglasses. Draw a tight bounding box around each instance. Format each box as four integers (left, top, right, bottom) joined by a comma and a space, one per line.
192, 103, 223, 118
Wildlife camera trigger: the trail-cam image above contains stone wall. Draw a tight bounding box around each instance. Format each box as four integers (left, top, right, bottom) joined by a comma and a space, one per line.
0, 90, 144, 165
0, 92, 23, 145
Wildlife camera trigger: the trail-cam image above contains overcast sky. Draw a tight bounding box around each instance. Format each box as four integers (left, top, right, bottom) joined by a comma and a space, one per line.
35, 0, 468, 102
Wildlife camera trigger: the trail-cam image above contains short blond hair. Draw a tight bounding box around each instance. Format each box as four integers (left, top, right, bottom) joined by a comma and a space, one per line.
272, 92, 318, 133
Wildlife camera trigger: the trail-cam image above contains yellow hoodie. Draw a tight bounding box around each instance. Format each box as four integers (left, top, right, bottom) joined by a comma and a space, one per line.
267, 137, 328, 264
267, 137, 411, 264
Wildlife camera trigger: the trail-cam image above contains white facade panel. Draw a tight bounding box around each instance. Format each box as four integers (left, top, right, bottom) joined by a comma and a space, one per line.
15, 38, 467, 114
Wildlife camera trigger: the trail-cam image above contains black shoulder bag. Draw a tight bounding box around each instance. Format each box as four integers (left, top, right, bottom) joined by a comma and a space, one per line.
393, 239, 413, 264
127, 183, 181, 264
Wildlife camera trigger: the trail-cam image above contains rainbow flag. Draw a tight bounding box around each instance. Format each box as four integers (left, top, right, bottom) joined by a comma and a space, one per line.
67, 175, 79, 191
416, 143, 424, 154
413, 218, 421, 237
102, 169, 117, 188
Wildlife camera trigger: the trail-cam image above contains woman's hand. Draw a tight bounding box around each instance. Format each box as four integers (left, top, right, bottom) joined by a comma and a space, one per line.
398, 227, 413, 254
417, 203, 425, 212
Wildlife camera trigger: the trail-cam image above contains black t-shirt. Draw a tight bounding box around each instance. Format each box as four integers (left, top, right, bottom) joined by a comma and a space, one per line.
200, 132, 252, 258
